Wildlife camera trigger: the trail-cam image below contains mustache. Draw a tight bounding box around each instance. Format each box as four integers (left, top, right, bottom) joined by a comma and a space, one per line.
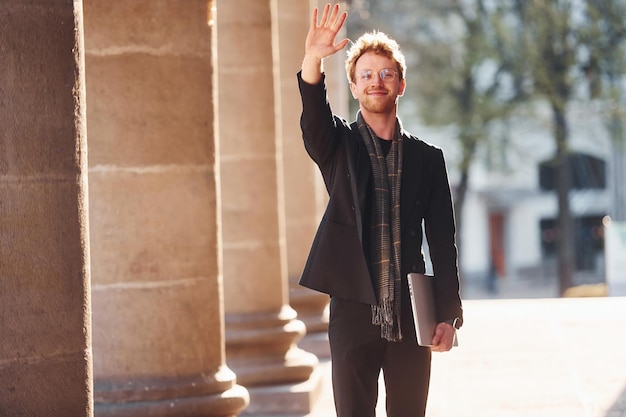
366, 87, 388, 93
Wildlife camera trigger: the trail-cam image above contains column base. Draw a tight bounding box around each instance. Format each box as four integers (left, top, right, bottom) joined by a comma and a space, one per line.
240, 364, 325, 416
226, 306, 319, 387
289, 284, 330, 333
95, 367, 249, 417
95, 384, 249, 417
298, 331, 331, 360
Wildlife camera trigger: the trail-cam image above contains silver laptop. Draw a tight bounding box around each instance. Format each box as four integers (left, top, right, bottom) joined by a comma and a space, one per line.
407, 272, 458, 347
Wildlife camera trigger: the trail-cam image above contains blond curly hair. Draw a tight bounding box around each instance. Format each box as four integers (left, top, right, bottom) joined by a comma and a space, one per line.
345, 31, 407, 83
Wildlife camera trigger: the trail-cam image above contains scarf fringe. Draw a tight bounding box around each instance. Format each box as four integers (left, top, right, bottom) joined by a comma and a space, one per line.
372, 300, 403, 342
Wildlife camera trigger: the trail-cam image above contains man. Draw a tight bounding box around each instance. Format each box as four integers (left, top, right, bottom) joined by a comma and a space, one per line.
297, 3, 463, 416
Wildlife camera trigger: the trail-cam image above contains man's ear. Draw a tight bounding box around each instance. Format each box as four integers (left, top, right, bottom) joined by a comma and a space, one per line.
349, 81, 358, 99
398, 78, 406, 97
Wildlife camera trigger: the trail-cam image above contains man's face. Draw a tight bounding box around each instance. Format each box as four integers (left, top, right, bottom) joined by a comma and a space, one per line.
349, 51, 406, 115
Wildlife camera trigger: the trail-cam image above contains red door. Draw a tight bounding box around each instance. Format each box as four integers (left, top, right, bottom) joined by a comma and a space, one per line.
489, 212, 506, 277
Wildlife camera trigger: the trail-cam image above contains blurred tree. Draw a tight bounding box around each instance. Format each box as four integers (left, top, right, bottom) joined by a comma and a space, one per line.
514, 0, 578, 295
405, 0, 528, 277
346, 0, 626, 293
347, 0, 527, 278
581, 0, 626, 221
512, 0, 626, 295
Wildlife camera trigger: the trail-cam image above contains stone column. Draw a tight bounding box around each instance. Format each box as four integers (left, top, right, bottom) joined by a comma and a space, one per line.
84, 1, 247, 416
274, 0, 332, 358
217, 0, 319, 414
0, 2, 93, 415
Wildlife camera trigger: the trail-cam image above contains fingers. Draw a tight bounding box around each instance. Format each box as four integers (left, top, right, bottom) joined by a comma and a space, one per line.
430, 333, 443, 352
327, 3, 340, 27
332, 10, 348, 31
430, 331, 441, 346
431, 339, 452, 352
311, 6, 318, 29
335, 38, 350, 52
430, 323, 454, 352
313, 3, 345, 29
328, 5, 347, 31
318, 3, 331, 28
431, 344, 443, 352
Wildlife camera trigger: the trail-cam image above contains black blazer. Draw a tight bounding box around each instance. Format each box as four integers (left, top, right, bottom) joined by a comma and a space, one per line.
297, 72, 463, 325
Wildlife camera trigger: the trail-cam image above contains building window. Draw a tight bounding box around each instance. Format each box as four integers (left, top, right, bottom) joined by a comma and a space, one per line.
539, 152, 606, 191
539, 215, 605, 271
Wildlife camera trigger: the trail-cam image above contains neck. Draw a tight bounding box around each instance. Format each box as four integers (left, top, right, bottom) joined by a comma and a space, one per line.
360, 108, 398, 140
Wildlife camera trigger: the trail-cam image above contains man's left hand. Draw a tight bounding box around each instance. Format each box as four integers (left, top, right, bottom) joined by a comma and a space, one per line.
430, 322, 456, 352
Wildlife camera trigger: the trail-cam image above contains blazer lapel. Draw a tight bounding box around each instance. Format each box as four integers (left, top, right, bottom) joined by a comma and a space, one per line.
400, 135, 423, 228
346, 126, 371, 242
354, 136, 371, 213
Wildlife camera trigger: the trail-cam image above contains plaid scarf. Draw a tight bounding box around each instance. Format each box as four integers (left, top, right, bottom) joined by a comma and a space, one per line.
357, 111, 404, 342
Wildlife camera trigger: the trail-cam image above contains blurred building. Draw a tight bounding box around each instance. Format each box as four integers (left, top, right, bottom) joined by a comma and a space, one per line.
412, 99, 620, 288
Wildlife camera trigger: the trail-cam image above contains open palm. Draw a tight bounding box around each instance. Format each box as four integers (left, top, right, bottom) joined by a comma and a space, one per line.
305, 3, 350, 60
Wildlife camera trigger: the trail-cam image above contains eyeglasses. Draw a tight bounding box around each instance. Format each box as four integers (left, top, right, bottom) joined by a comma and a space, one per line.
357, 68, 398, 82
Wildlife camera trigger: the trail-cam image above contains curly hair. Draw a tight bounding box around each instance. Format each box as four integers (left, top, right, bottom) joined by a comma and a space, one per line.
345, 31, 407, 83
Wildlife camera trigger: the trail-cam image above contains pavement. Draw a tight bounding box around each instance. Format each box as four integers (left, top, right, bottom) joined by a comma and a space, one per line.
302, 277, 626, 417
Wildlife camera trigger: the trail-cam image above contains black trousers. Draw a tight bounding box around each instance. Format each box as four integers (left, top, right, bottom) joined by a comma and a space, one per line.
328, 284, 431, 417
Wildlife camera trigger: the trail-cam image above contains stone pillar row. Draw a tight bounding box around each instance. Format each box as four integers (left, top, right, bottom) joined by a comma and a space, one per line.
1, 0, 332, 415
217, 0, 321, 415
85, 1, 246, 416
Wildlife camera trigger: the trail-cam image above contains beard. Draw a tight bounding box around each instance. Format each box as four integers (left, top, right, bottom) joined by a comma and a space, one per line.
358, 89, 397, 114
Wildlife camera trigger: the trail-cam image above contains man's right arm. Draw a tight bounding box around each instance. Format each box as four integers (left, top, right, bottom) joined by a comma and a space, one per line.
301, 3, 349, 85
301, 55, 324, 85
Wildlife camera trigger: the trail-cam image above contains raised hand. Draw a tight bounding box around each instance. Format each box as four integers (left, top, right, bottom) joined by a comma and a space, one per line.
301, 3, 349, 84
305, 3, 349, 61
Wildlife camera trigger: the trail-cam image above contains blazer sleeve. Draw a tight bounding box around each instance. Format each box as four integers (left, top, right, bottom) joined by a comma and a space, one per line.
296, 72, 377, 305
423, 149, 464, 327
297, 71, 350, 171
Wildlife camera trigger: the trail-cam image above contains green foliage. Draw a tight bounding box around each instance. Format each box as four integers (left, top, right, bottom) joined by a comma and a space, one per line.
346, 0, 626, 137
345, 0, 626, 282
